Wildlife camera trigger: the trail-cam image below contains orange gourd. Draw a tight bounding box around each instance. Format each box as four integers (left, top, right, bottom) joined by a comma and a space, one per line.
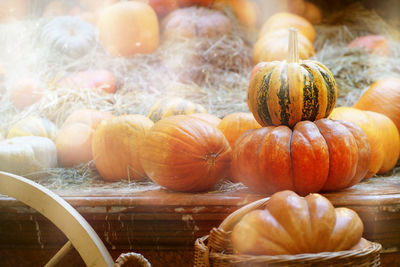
354, 78, 400, 133
92, 115, 153, 181
213, 0, 259, 28
231, 190, 363, 255
231, 119, 370, 195
259, 12, 316, 43
9, 78, 47, 109
217, 112, 261, 148
140, 115, 231, 192
59, 70, 117, 94
149, 0, 179, 16
302, 1, 322, 24
330, 107, 400, 176
98, 1, 159, 57
348, 35, 390, 57
56, 109, 113, 167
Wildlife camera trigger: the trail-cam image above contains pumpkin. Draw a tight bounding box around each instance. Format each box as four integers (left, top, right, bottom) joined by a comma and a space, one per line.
0, 0, 30, 23
162, 7, 232, 39
0, 136, 58, 177
9, 78, 46, 110
231, 190, 363, 255
231, 119, 370, 195
330, 107, 400, 176
348, 35, 390, 57
212, 0, 259, 28
41, 16, 97, 58
59, 70, 117, 94
98, 1, 159, 57
302, 1, 322, 24
259, 12, 316, 43
187, 113, 221, 128
140, 115, 231, 192
249, 29, 336, 127
147, 97, 207, 122
7, 116, 59, 142
217, 112, 261, 148
56, 109, 113, 167
178, 0, 213, 7
353, 78, 400, 132
253, 28, 315, 63
149, 0, 179, 16
92, 115, 153, 181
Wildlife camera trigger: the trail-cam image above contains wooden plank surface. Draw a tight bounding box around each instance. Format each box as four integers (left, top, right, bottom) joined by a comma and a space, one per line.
0, 176, 400, 266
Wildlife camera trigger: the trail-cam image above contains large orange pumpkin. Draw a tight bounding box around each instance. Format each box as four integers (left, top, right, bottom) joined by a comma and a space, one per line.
98, 1, 159, 57
140, 115, 231, 192
353, 78, 400, 132
259, 12, 316, 43
92, 115, 154, 181
231, 119, 370, 195
56, 109, 113, 167
231, 190, 363, 255
330, 107, 400, 177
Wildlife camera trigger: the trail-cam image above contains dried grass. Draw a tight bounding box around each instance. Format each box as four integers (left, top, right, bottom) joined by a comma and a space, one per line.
0, 3, 400, 195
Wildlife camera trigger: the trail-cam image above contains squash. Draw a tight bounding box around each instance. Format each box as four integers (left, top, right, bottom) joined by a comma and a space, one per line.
231, 119, 370, 195
330, 107, 400, 176
212, 0, 259, 28
348, 35, 390, 57
98, 1, 159, 57
162, 7, 232, 39
302, 1, 322, 24
0, 0, 29, 23
231, 190, 363, 255
0, 136, 58, 177
248, 29, 336, 127
56, 109, 113, 167
147, 97, 207, 122
59, 70, 117, 94
259, 12, 316, 43
353, 78, 400, 133
92, 115, 153, 181
253, 28, 315, 63
217, 112, 261, 148
7, 116, 58, 142
178, 0, 213, 7
41, 16, 97, 58
187, 113, 221, 128
140, 115, 231, 192
9, 78, 47, 110
149, 0, 179, 16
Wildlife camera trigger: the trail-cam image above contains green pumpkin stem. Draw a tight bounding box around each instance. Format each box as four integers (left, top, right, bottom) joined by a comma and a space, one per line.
288, 28, 299, 63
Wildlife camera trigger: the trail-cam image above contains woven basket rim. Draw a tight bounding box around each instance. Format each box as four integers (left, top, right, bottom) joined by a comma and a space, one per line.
195, 235, 382, 264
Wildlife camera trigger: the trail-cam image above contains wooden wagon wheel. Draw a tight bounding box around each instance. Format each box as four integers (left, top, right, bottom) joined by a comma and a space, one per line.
0, 171, 115, 267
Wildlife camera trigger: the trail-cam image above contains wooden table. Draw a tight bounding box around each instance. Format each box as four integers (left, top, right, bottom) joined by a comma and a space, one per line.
1, 176, 400, 266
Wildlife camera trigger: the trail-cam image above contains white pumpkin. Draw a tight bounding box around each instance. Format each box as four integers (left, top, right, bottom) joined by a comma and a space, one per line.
7, 116, 59, 142
0, 136, 58, 177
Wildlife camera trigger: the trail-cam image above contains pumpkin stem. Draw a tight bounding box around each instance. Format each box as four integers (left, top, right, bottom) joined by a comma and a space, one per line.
288, 28, 299, 63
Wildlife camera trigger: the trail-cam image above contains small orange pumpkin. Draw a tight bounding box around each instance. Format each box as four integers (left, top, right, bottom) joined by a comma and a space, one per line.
212, 0, 259, 28
348, 35, 390, 57
140, 115, 231, 192
149, 0, 179, 16
98, 1, 159, 57
92, 115, 154, 181
59, 70, 117, 94
302, 1, 322, 24
56, 109, 113, 167
9, 78, 47, 109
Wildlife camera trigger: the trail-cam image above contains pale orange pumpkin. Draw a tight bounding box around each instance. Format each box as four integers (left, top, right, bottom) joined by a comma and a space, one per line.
259, 12, 316, 43
9, 78, 47, 109
92, 115, 154, 181
330, 107, 400, 176
140, 115, 231, 192
348, 35, 390, 57
59, 70, 117, 94
231, 190, 364, 255
353, 78, 400, 133
56, 109, 113, 167
253, 28, 314, 63
98, 1, 159, 57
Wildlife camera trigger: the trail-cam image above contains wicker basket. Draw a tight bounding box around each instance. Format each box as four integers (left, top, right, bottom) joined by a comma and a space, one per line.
194, 197, 382, 267
114, 252, 152, 267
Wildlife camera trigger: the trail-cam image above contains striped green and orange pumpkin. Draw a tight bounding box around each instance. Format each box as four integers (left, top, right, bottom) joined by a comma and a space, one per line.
147, 97, 207, 122
248, 28, 337, 128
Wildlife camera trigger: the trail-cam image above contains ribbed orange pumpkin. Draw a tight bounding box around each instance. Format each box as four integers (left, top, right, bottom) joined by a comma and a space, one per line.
56, 109, 113, 167
330, 107, 400, 177
92, 115, 153, 181
353, 78, 400, 133
249, 29, 336, 127
140, 115, 231, 192
259, 12, 316, 42
217, 112, 261, 148
98, 1, 159, 57
231, 190, 364, 255
231, 119, 370, 195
